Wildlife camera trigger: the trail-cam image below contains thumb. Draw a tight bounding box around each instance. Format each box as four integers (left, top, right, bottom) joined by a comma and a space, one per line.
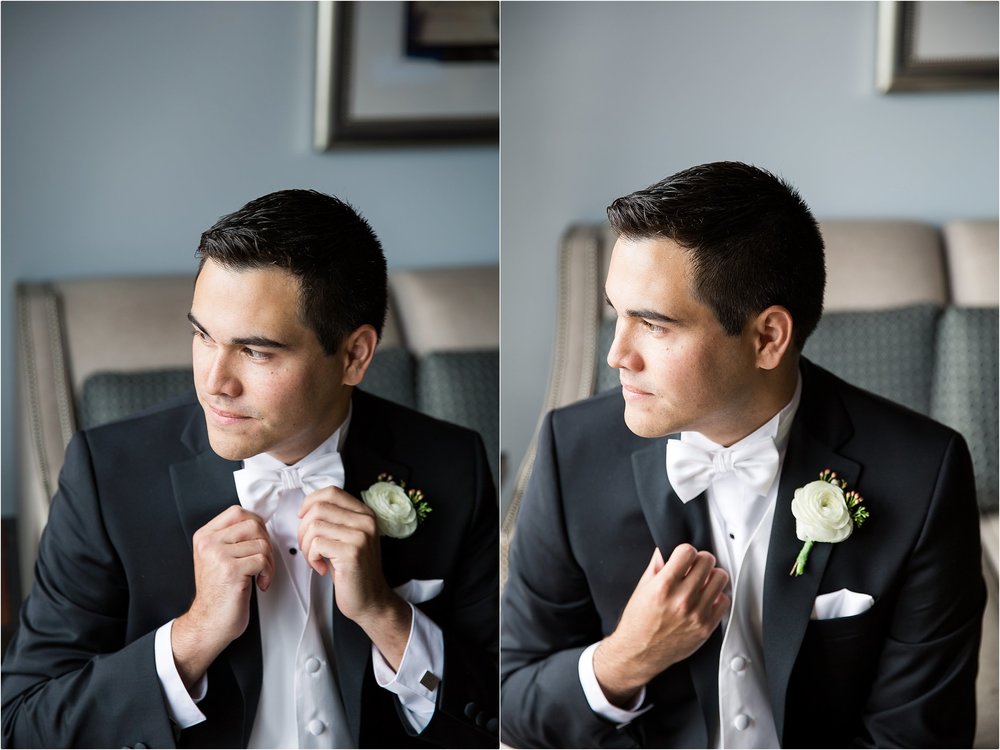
651, 547, 665, 572
642, 547, 665, 581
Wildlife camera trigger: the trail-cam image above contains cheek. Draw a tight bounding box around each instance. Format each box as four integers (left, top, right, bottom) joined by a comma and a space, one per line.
191, 344, 211, 382
659, 343, 718, 402
256, 367, 326, 418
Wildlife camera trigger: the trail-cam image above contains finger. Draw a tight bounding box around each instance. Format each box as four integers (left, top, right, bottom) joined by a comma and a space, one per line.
216, 517, 269, 545
257, 561, 274, 592
297, 509, 377, 554
299, 486, 371, 519
702, 566, 730, 603
709, 590, 732, 622
300, 520, 370, 573
202, 504, 260, 531
242, 541, 275, 592
297, 506, 376, 547
305, 534, 367, 578
640, 547, 665, 583
683, 551, 718, 588
210, 538, 274, 586
660, 543, 700, 582
220, 549, 274, 584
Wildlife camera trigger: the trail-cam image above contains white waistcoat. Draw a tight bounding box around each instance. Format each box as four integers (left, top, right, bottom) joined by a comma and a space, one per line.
250, 532, 352, 749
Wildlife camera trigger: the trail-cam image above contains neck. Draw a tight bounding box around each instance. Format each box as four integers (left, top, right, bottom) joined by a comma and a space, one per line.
274, 390, 353, 466
705, 356, 800, 447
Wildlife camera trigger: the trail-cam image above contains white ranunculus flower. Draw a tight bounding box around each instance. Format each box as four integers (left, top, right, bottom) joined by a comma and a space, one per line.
362, 481, 418, 539
791, 480, 853, 543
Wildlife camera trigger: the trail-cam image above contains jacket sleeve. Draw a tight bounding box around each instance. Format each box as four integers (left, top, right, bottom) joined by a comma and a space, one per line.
860, 432, 986, 747
500, 411, 640, 749
413, 430, 500, 748
2, 432, 177, 749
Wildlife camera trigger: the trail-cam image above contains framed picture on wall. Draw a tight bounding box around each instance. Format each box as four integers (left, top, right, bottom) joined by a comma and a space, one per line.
314, 0, 499, 148
876, 0, 999, 92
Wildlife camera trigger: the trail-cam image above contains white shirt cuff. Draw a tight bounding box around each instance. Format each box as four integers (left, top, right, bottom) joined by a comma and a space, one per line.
154, 620, 208, 728
371, 603, 443, 733
578, 642, 653, 726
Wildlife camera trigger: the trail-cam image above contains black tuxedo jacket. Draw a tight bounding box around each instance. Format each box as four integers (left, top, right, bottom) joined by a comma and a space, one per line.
3, 389, 499, 748
501, 359, 985, 748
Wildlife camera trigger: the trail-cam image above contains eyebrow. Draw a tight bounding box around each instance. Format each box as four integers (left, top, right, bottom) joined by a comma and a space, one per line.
187, 312, 289, 349
603, 293, 682, 325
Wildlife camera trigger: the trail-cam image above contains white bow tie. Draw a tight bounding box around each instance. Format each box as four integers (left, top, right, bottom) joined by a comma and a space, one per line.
233, 451, 345, 522
665, 437, 780, 503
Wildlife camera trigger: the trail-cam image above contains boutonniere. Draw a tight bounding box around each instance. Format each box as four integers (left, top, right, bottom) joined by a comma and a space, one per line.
361, 473, 432, 539
789, 469, 869, 576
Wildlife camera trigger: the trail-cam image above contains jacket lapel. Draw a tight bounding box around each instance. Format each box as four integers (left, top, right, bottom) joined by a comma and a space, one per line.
762, 362, 860, 743
332, 390, 411, 746
169, 407, 261, 746
632, 436, 721, 742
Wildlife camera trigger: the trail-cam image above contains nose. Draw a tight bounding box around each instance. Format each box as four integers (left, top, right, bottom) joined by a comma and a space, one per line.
606, 318, 641, 372
202, 349, 242, 398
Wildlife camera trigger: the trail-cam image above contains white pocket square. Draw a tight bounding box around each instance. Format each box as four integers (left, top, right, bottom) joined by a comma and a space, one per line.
393, 578, 444, 604
811, 588, 874, 620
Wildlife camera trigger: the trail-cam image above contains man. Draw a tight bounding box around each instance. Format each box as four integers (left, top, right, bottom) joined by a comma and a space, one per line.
3, 190, 499, 748
501, 162, 985, 748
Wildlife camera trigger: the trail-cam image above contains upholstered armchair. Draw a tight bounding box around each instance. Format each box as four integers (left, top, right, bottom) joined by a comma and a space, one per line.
502, 220, 998, 747
16, 265, 499, 598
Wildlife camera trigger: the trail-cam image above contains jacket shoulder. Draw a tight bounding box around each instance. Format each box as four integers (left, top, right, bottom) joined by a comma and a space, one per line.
78, 390, 200, 452
806, 360, 964, 446
353, 388, 483, 447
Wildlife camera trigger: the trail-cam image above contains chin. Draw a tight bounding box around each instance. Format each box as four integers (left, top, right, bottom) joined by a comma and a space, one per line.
205, 428, 257, 462
622, 408, 672, 439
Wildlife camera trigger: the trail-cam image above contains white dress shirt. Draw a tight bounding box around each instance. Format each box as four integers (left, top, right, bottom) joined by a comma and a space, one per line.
580, 376, 802, 748
154, 412, 444, 746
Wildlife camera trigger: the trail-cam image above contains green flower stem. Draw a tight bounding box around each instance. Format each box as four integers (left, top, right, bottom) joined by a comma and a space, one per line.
791, 540, 815, 577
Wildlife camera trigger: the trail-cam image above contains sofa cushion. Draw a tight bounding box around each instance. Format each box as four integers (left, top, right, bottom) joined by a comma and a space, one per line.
417, 350, 499, 482
803, 305, 942, 415
930, 308, 999, 514
944, 221, 1000, 307
596, 318, 618, 393
79, 370, 193, 429
362, 346, 417, 409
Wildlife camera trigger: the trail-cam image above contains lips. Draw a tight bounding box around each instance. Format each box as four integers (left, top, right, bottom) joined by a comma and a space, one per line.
621, 382, 652, 397
205, 403, 251, 425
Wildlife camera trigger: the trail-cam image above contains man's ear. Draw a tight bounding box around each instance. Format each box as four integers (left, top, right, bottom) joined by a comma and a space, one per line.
751, 305, 794, 371
340, 325, 378, 386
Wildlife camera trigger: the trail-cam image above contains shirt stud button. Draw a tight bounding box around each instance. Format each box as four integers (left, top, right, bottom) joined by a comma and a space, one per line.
730, 656, 747, 672
308, 719, 325, 736
305, 657, 321, 673
733, 714, 750, 731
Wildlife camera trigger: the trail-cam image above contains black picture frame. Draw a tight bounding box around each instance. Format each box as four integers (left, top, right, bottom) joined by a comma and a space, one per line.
876, 0, 999, 93
314, 0, 499, 149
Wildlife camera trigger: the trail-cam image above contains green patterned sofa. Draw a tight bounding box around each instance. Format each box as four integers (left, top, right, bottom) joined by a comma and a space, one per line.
503, 219, 998, 748
16, 265, 499, 598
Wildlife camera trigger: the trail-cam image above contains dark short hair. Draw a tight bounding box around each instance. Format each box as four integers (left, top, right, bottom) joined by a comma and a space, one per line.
196, 189, 387, 355
607, 162, 825, 350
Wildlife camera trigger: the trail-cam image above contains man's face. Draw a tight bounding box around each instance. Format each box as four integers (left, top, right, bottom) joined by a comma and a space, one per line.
190, 259, 350, 465
604, 236, 761, 445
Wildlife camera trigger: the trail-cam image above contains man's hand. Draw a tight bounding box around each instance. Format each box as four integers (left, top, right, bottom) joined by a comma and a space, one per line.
298, 487, 412, 669
593, 544, 730, 707
172, 505, 274, 691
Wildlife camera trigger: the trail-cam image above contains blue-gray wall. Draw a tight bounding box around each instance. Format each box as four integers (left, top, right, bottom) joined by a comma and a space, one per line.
500, 1, 999, 512
1, 1, 498, 515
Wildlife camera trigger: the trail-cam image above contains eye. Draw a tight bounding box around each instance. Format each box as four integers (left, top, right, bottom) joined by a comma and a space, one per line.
640, 319, 665, 334
243, 348, 270, 362
192, 328, 212, 344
